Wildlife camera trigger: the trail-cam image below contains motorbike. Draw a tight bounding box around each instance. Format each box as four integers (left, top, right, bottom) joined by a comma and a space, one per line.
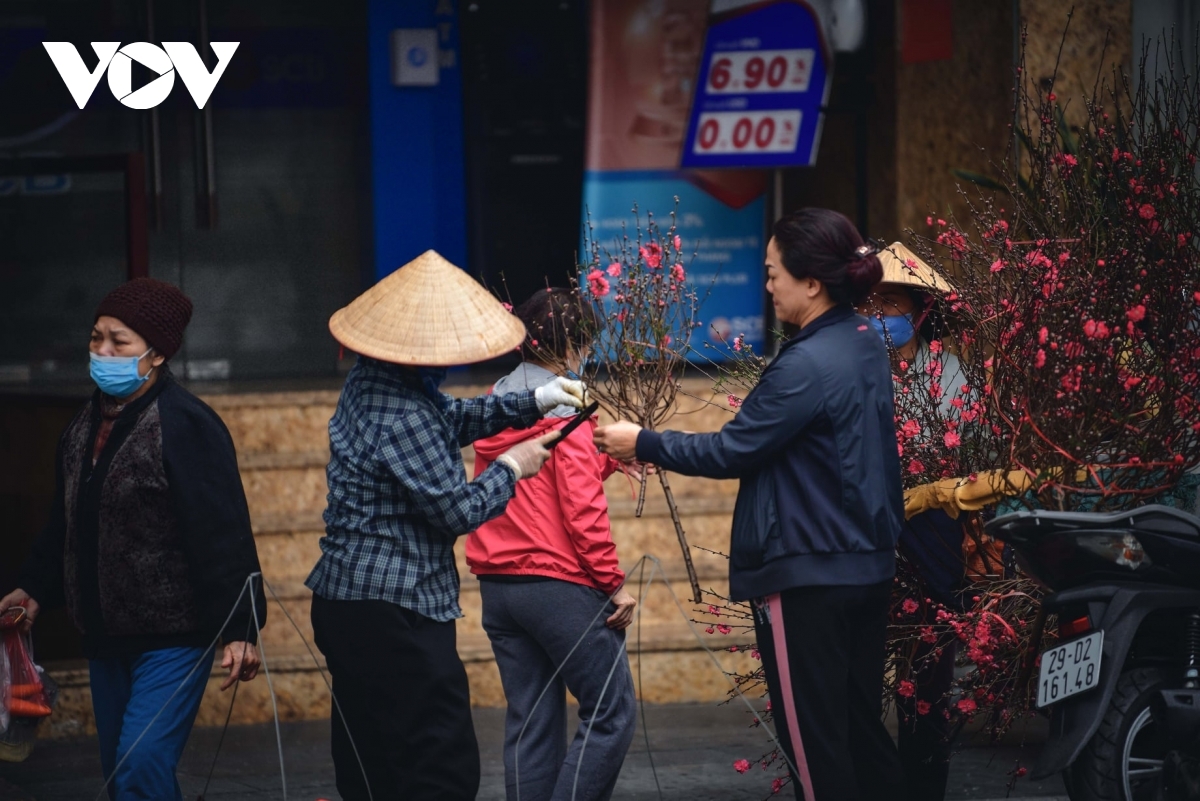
987, 504, 1200, 801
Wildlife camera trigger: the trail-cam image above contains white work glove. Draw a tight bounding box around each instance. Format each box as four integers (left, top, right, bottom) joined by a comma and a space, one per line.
535, 377, 588, 413
495, 431, 562, 479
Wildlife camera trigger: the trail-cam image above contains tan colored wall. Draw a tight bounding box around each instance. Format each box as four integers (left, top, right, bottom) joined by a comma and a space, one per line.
885, 0, 1132, 240
1021, 0, 1132, 132
893, 0, 1016, 237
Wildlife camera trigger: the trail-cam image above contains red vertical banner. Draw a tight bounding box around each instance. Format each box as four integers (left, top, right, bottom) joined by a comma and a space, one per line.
901, 0, 953, 64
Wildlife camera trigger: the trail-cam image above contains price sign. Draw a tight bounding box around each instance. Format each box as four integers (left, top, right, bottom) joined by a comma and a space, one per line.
705, 49, 814, 94
681, 1, 830, 169
693, 110, 801, 155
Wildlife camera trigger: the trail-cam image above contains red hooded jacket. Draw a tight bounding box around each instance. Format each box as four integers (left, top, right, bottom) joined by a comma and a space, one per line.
468, 414, 625, 593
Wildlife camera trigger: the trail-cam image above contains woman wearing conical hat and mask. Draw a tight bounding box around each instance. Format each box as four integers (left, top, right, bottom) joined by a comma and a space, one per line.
305, 251, 587, 801
856, 243, 972, 801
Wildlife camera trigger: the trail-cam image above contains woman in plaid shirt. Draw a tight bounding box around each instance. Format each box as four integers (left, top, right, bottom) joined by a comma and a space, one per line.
306, 252, 587, 800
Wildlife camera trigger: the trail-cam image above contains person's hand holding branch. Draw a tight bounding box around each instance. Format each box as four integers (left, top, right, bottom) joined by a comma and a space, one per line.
594, 421, 643, 463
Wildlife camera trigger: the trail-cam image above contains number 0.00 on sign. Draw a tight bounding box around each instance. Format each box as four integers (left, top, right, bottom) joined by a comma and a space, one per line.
693, 110, 801, 155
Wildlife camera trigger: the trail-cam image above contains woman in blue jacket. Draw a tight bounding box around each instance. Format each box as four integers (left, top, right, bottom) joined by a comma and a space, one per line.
595, 208, 905, 800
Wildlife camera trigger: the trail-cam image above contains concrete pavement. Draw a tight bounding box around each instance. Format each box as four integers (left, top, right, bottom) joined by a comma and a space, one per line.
0, 703, 1068, 800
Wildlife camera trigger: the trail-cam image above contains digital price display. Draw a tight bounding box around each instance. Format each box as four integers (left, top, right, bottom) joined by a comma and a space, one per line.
681, 1, 830, 169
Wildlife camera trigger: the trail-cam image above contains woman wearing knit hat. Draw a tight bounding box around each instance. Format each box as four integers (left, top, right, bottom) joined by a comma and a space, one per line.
0, 277, 267, 801
306, 251, 587, 801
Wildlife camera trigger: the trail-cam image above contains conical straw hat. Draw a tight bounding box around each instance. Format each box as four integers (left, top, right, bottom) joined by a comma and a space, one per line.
875, 242, 954, 295
329, 250, 526, 366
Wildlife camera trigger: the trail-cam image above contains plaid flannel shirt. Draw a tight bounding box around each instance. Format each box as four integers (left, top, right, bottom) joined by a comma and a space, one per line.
306, 358, 541, 621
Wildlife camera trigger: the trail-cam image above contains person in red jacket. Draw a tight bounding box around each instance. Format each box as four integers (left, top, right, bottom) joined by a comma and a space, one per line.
468, 288, 638, 801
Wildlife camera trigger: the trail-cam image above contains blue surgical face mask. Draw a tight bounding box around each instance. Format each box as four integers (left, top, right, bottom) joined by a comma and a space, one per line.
90, 349, 154, 399
869, 313, 916, 348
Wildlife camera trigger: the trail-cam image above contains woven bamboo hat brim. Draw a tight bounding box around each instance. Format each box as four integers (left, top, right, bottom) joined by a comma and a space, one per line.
329, 250, 526, 366
876, 242, 954, 295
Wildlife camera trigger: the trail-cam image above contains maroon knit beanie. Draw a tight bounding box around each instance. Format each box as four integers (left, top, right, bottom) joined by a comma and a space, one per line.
95, 278, 193, 359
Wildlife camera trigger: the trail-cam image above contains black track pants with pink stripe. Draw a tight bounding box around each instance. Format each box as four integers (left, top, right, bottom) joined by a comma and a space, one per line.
753, 581, 905, 800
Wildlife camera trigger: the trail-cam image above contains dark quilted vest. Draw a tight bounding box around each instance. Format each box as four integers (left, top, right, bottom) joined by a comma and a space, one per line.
60, 400, 200, 637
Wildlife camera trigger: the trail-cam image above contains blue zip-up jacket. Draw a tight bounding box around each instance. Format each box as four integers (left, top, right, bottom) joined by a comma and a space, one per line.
637, 305, 904, 600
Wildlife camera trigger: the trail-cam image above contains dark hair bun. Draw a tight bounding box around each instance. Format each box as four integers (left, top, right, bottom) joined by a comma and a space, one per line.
845, 253, 883, 302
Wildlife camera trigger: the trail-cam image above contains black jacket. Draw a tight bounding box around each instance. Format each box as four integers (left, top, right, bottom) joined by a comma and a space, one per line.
637, 305, 904, 600
19, 370, 266, 658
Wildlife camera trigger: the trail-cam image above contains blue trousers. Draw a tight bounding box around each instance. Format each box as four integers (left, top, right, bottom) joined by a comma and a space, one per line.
89, 646, 211, 801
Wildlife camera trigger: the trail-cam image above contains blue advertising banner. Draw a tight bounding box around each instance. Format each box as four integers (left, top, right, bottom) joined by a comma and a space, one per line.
681, 0, 831, 169
583, 170, 766, 353
582, 0, 768, 356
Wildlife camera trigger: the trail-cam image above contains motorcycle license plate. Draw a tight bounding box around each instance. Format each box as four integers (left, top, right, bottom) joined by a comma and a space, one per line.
1038, 631, 1104, 708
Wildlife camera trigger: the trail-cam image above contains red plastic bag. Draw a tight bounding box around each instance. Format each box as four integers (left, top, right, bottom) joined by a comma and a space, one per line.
0, 609, 51, 719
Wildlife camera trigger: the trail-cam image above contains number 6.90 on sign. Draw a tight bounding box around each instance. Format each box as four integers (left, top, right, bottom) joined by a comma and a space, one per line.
692, 110, 801, 155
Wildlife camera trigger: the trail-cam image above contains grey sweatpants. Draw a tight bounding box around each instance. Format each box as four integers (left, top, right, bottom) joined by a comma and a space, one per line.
480, 579, 637, 801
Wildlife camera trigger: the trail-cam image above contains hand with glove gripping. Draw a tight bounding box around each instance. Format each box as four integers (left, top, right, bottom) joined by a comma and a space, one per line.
495, 430, 563, 479
535, 377, 588, 413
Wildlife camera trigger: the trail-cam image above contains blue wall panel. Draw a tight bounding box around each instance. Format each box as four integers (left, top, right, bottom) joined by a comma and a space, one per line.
368, 0, 466, 282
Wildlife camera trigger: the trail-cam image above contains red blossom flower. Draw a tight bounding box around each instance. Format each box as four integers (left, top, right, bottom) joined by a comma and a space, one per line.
917, 700, 932, 715
716, 624, 732, 635
1035, 349, 1046, 368
990, 259, 1004, 273
501, 302, 513, 312
587, 269, 610, 297
1138, 203, 1157, 220
606, 262, 622, 277
956, 698, 977, 714
1126, 305, 1146, 323
908, 459, 925, 474
898, 680, 916, 698
771, 778, 785, 794
671, 263, 686, 283
733, 759, 751, 774
640, 242, 663, 268
727, 394, 742, 409
943, 431, 962, 448
674, 235, 682, 250
901, 419, 921, 439
902, 598, 919, 615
